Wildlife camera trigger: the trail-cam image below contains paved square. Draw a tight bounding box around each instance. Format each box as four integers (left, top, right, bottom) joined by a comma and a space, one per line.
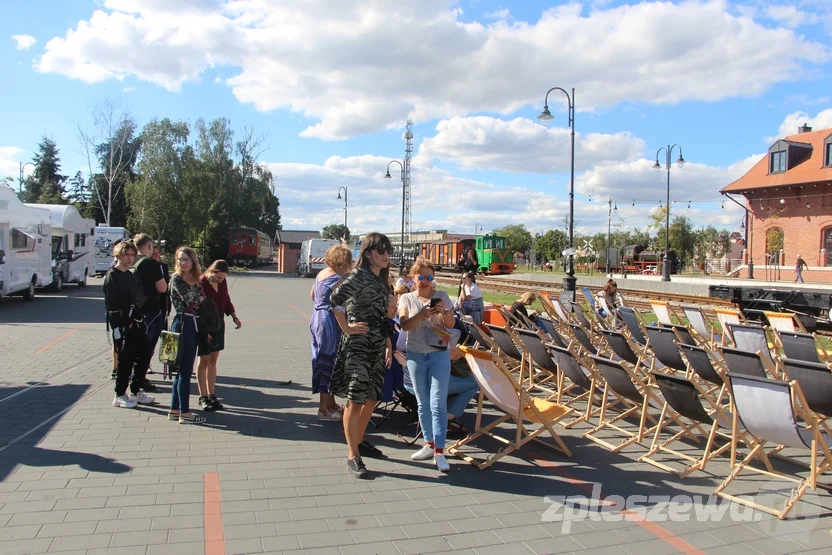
1, 271, 831, 555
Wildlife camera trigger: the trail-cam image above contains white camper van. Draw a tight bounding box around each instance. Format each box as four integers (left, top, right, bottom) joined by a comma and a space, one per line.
93, 226, 130, 276
0, 185, 53, 300
26, 204, 96, 291
297, 239, 340, 277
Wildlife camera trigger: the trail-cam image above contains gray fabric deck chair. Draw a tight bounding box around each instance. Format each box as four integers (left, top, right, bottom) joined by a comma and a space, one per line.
645, 327, 687, 374
639, 372, 731, 478
678, 343, 727, 399
516, 328, 560, 394
681, 305, 721, 345
570, 302, 594, 331
485, 323, 523, 361
583, 355, 675, 452
779, 358, 832, 418
662, 324, 697, 348
777, 330, 824, 364
549, 344, 604, 428
594, 311, 609, 331
727, 323, 775, 369
601, 329, 653, 370
618, 306, 648, 346
568, 323, 598, 356
714, 373, 832, 520
538, 318, 567, 348
719, 346, 771, 378
464, 321, 491, 349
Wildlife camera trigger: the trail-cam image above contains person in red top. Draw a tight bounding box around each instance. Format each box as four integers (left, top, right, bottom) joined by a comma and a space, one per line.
197, 260, 242, 411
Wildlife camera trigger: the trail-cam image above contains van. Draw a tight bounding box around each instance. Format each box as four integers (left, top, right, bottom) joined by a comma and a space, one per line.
26, 204, 96, 290
0, 185, 53, 300
297, 239, 340, 277
93, 226, 130, 275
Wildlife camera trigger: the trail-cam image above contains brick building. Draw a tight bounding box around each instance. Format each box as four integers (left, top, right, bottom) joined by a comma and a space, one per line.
721, 124, 832, 283
274, 230, 321, 274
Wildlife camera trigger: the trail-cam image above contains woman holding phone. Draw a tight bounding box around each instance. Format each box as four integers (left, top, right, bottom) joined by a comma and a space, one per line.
398, 257, 455, 472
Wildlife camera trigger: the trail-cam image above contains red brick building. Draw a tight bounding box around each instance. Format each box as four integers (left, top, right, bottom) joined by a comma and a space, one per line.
721, 124, 832, 283
275, 230, 321, 274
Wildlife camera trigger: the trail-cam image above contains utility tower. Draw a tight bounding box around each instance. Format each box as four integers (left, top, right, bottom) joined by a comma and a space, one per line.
403, 119, 413, 257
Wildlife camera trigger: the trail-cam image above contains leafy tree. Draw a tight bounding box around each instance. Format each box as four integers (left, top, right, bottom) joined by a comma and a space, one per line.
533, 229, 567, 262
22, 136, 67, 204
492, 224, 533, 254
322, 224, 350, 242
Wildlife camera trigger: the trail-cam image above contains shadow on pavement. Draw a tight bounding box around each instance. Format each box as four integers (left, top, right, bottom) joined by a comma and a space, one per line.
0, 285, 105, 324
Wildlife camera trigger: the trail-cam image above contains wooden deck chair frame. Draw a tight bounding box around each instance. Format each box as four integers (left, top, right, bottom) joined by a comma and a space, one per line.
540, 292, 574, 330
617, 306, 650, 347
727, 323, 778, 375
681, 305, 721, 347
714, 374, 832, 520
449, 346, 573, 470
514, 327, 561, 396
713, 307, 746, 345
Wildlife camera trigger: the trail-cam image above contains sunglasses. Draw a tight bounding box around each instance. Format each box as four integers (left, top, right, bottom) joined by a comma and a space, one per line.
417, 275, 434, 281
374, 247, 393, 255
178, 257, 192, 263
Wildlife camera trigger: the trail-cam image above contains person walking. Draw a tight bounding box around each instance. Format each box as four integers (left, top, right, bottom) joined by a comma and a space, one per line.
330, 233, 394, 478
103, 241, 156, 408
398, 257, 455, 473
310, 244, 353, 420
795, 254, 808, 283
133, 234, 167, 391
197, 260, 242, 412
168, 247, 206, 425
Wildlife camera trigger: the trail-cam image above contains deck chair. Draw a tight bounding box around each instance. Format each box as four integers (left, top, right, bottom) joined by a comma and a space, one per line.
649, 300, 675, 326
718, 346, 772, 378
764, 311, 807, 334
779, 358, 832, 420
568, 324, 598, 356
618, 306, 648, 346
463, 321, 491, 350
777, 330, 829, 364
570, 302, 595, 332
645, 327, 687, 374
515, 328, 560, 395
678, 343, 728, 402
448, 346, 573, 469
714, 373, 832, 520
601, 329, 656, 372
392, 385, 423, 445
682, 305, 722, 345
583, 355, 683, 453
639, 372, 732, 478
714, 307, 745, 344
727, 323, 776, 371
597, 295, 616, 324
536, 316, 568, 348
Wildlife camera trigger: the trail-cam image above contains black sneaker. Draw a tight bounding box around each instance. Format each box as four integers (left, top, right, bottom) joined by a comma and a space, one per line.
347, 456, 369, 479
359, 440, 385, 459
111, 369, 117, 379
140, 380, 157, 393
198, 397, 215, 412
209, 394, 224, 410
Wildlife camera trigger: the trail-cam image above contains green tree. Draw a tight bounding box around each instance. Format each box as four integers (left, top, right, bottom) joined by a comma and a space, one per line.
22, 136, 67, 204
492, 224, 533, 254
533, 229, 567, 262
322, 224, 350, 242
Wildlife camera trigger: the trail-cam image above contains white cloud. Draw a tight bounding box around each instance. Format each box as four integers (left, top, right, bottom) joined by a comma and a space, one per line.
122, 86, 134, 92
765, 6, 816, 29
12, 34, 36, 50
485, 9, 510, 20
36, 0, 829, 140
419, 116, 643, 173
0, 147, 25, 181
772, 108, 832, 141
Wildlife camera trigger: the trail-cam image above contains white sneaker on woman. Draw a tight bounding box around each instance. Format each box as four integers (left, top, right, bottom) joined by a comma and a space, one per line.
434, 453, 450, 472
411, 444, 434, 461
112, 395, 137, 408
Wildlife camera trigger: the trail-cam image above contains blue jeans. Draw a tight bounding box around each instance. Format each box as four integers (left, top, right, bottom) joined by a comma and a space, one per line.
170, 314, 198, 414
447, 373, 479, 417
407, 351, 451, 449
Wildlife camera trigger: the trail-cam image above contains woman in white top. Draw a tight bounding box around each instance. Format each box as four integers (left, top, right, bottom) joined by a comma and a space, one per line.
456, 272, 484, 324
398, 257, 455, 472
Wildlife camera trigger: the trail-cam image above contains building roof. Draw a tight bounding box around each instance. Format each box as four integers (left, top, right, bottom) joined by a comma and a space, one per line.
275, 230, 321, 244
721, 127, 832, 194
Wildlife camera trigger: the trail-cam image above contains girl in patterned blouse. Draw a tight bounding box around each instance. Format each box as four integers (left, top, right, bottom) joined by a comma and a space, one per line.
168, 247, 206, 424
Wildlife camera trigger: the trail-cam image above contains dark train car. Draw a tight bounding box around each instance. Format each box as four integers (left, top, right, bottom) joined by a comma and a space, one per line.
417, 234, 514, 275
595, 244, 679, 274
228, 227, 272, 267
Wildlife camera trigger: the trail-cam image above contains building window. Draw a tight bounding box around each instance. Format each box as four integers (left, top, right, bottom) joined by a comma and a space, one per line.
827, 142, 832, 167
770, 150, 786, 173
826, 228, 832, 266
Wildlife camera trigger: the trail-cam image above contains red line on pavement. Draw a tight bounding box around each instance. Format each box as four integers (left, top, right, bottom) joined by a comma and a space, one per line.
288, 304, 309, 319
204, 472, 226, 555
35, 323, 87, 353
528, 452, 704, 554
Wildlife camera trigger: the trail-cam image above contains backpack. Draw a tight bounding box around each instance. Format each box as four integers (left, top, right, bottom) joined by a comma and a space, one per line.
129, 256, 150, 310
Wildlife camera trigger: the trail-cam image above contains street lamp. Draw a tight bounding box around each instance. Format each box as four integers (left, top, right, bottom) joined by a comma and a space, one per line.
385, 160, 406, 266
538, 86, 576, 301
474, 223, 482, 237
336, 186, 348, 233
19, 162, 35, 194
606, 198, 617, 276
653, 145, 685, 282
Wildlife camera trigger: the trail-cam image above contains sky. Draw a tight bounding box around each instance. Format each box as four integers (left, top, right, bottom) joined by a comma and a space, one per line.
2, 0, 832, 239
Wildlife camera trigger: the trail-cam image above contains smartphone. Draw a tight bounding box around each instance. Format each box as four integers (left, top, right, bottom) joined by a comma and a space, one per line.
113, 328, 122, 341
429, 298, 439, 308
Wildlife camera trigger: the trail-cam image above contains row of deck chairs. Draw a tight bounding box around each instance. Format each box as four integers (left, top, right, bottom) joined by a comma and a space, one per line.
448, 293, 832, 523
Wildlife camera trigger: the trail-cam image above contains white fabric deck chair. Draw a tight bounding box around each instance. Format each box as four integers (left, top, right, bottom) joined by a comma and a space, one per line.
727, 323, 776, 372
714, 373, 832, 520
714, 307, 745, 344
448, 346, 573, 469
682, 305, 721, 346
597, 295, 617, 326
764, 311, 807, 334
650, 300, 675, 326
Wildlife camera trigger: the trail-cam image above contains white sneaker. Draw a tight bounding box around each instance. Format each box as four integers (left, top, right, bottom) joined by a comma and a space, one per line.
434, 453, 450, 472
113, 395, 137, 408
317, 409, 342, 421
130, 391, 155, 405
411, 444, 434, 461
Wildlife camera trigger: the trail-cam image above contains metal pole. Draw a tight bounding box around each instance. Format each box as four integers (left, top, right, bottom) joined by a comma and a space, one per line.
400, 166, 405, 267
606, 198, 612, 276
566, 88, 576, 300
663, 147, 671, 282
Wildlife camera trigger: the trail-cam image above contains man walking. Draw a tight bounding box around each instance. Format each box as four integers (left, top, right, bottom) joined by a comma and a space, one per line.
795, 254, 808, 283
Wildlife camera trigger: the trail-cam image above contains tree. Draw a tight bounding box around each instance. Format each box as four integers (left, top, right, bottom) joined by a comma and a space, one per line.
323, 224, 350, 242
492, 224, 533, 254
533, 229, 567, 262
22, 136, 67, 204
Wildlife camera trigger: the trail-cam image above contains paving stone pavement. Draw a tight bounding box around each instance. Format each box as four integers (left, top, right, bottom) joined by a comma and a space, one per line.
2, 270, 832, 555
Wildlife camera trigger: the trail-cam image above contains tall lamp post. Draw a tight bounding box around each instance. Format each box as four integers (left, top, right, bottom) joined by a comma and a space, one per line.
384, 161, 406, 267
19, 162, 35, 194
606, 198, 617, 275
336, 186, 348, 233
474, 223, 482, 237
538, 86, 576, 301
653, 145, 685, 282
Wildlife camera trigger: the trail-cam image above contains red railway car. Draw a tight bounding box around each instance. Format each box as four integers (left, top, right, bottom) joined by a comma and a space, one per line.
228, 227, 272, 267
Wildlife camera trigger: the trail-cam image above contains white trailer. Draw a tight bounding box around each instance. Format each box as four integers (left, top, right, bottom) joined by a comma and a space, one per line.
93, 226, 130, 276
0, 185, 53, 300
25, 204, 96, 290
297, 239, 340, 277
